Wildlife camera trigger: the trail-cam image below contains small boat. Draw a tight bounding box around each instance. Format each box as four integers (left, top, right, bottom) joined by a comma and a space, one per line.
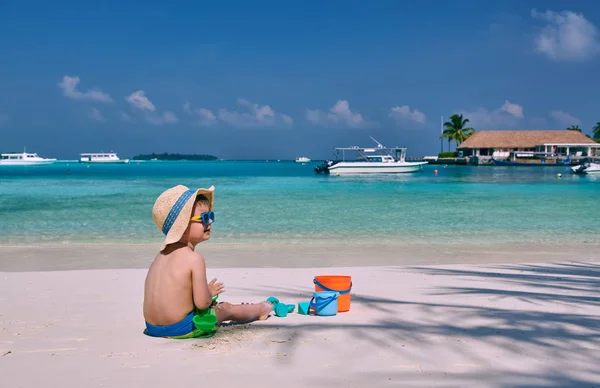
295, 157, 311, 163
571, 161, 600, 174
0, 151, 56, 166
315, 137, 427, 175
79, 152, 129, 164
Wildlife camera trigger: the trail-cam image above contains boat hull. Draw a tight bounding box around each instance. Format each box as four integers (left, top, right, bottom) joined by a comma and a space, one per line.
328, 161, 427, 174
0, 160, 56, 166
571, 163, 600, 174
79, 159, 130, 164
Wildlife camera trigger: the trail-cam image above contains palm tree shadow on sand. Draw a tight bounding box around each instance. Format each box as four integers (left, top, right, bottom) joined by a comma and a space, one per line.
221, 261, 600, 387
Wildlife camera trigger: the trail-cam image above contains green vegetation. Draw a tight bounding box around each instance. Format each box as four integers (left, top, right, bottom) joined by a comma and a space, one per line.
567, 124, 582, 132
438, 152, 458, 158
593, 122, 600, 142
441, 114, 475, 150
132, 153, 218, 161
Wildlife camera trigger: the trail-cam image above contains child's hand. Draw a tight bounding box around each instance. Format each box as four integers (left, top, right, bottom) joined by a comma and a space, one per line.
208, 278, 225, 297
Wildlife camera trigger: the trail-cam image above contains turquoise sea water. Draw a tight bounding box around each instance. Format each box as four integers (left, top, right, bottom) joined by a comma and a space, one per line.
0, 161, 598, 246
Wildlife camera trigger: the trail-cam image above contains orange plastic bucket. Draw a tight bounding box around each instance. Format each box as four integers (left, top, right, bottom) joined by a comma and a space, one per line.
313, 275, 352, 312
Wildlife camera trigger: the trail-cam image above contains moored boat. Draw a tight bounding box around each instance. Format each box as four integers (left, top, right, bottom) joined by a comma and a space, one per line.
79, 152, 129, 164
571, 161, 600, 174
315, 137, 427, 175
0, 152, 56, 166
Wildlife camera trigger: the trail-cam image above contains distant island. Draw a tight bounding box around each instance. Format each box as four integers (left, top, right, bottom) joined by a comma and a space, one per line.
132, 153, 218, 161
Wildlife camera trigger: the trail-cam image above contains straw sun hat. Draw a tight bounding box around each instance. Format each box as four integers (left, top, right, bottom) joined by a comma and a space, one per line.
152, 185, 215, 251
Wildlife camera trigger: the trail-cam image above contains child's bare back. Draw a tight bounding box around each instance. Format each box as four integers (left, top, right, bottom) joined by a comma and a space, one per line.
142, 185, 272, 338
143, 245, 203, 326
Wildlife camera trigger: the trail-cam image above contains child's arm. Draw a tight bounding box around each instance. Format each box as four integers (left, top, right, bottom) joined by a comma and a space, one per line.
190, 252, 214, 310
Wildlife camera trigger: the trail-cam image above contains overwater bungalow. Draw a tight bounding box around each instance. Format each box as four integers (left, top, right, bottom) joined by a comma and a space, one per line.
457, 130, 600, 165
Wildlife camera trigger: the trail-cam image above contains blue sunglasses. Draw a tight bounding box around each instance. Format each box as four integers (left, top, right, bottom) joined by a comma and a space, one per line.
190, 211, 215, 224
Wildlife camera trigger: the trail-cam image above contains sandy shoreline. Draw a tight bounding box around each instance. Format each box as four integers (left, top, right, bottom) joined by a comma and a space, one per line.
2, 261, 599, 387
2, 242, 600, 272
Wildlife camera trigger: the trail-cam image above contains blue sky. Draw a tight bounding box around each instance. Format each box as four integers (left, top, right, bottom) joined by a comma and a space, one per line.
1, 0, 599, 159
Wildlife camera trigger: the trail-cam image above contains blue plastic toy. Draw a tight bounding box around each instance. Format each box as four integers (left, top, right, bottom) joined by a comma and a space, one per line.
267, 296, 295, 317
309, 291, 339, 316
297, 301, 310, 315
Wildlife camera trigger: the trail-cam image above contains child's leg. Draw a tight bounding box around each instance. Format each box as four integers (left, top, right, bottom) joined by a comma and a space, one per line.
214, 301, 272, 324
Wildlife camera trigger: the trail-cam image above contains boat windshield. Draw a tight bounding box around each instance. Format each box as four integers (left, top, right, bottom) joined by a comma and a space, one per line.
365, 155, 395, 162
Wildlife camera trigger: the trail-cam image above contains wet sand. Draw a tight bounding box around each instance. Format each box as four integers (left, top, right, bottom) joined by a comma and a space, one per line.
1, 241, 600, 272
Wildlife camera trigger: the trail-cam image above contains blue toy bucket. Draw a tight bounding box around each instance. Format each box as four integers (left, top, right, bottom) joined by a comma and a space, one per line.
309, 291, 339, 316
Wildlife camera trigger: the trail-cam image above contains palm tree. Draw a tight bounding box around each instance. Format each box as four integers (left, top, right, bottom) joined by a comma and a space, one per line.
441, 114, 475, 150
593, 122, 600, 142
567, 124, 582, 132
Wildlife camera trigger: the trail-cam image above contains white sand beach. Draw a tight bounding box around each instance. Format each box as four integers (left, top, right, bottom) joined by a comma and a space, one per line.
2, 256, 599, 387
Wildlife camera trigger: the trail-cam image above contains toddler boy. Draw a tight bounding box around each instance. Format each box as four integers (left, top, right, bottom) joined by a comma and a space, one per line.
143, 185, 272, 338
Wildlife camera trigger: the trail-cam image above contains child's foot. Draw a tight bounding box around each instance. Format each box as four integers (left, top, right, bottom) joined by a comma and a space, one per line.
259, 301, 273, 320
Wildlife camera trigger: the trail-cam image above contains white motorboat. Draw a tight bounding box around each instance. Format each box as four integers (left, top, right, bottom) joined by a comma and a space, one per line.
571, 161, 600, 174
79, 152, 130, 164
0, 152, 56, 166
295, 156, 311, 163
315, 137, 428, 175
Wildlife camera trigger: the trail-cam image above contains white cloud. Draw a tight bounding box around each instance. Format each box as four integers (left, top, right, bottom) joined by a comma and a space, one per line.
218, 98, 293, 128
125, 90, 155, 112
147, 111, 178, 126
58, 75, 112, 103
196, 108, 217, 126
458, 100, 525, 129
531, 9, 600, 61
124, 90, 176, 125
500, 100, 524, 118
182, 102, 217, 126
90, 108, 105, 122
389, 105, 426, 125
307, 100, 373, 128
550, 110, 580, 125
